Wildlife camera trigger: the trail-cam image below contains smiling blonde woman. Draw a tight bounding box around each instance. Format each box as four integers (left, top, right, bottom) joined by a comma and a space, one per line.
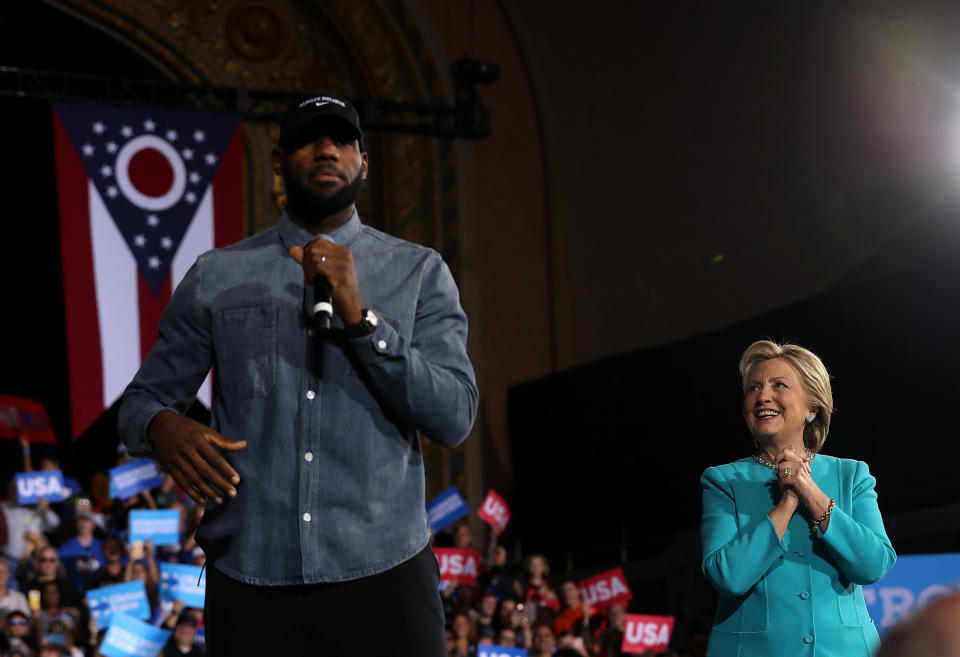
700, 340, 896, 657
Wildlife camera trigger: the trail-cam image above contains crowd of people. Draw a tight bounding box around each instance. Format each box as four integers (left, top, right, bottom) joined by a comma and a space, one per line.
1, 438, 204, 657
0, 436, 700, 657
435, 524, 698, 657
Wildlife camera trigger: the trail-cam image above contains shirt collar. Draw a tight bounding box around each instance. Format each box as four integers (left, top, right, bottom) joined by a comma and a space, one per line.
277, 208, 362, 249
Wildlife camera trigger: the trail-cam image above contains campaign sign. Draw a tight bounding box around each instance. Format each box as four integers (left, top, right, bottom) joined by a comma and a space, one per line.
129, 509, 180, 546
159, 562, 206, 608
109, 459, 164, 499
478, 489, 511, 533
622, 614, 675, 654
426, 486, 470, 533
434, 547, 482, 586
15, 470, 66, 504
864, 552, 960, 637
579, 567, 633, 611
0, 393, 57, 445
478, 645, 527, 657
86, 580, 151, 630
100, 612, 171, 657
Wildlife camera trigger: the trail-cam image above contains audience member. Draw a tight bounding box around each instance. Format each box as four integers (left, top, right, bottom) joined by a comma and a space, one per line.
483, 543, 521, 601
453, 524, 476, 550
496, 627, 517, 648
0, 563, 29, 619
449, 612, 475, 657
601, 602, 628, 657
56, 502, 103, 593
123, 540, 159, 613
876, 592, 960, 657
16, 547, 81, 609
554, 579, 587, 635
163, 612, 205, 656
519, 554, 559, 624
473, 589, 498, 637
82, 534, 125, 592
34, 581, 78, 641
2, 479, 60, 567
3, 610, 34, 657
531, 624, 556, 657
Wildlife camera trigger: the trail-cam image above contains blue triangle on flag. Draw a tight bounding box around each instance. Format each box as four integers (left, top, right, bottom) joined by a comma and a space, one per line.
53, 101, 241, 296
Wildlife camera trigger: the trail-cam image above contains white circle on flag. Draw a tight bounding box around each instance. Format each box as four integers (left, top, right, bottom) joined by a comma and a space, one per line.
114, 134, 187, 211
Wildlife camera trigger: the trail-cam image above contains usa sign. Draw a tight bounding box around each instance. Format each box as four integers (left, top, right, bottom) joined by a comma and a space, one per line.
579, 567, 633, 610
0, 394, 57, 444
15, 470, 67, 504
477, 489, 511, 533
622, 614, 674, 654
434, 547, 482, 586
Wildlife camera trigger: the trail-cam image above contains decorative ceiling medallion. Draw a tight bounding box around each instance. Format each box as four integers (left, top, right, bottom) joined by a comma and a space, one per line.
225, 1, 289, 62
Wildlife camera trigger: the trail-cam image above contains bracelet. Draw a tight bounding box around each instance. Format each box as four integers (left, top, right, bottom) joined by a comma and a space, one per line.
811, 498, 836, 530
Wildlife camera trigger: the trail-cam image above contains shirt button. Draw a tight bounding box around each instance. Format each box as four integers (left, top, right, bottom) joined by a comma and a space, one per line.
377, 339, 387, 350
803, 635, 813, 644
306, 390, 316, 400
303, 512, 311, 522
304, 452, 314, 462
800, 591, 809, 600
307, 328, 315, 338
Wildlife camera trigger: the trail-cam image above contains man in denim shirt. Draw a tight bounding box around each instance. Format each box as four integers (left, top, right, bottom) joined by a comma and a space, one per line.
118, 94, 478, 655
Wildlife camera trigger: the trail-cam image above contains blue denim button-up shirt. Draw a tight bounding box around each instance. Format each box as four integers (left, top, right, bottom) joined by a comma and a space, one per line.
118, 211, 478, 585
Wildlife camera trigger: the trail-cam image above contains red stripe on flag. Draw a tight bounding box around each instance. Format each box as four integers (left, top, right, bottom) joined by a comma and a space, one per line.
52, 108, 103, 439
213, 123, 244, 247
138, 274, 171, 362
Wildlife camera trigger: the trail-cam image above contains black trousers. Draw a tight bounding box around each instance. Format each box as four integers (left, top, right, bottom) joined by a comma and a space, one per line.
204, 545, 446, 657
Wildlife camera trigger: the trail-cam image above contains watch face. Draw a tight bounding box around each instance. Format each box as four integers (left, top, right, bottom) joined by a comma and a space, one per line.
365, 310, 379, 327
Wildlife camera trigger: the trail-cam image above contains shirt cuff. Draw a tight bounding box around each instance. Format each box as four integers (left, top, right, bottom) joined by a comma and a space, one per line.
348, 310, 397, 363
121, 400, 171, 456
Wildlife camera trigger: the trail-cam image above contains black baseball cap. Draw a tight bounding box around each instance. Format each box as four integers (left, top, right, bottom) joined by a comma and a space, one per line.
279, 93, 363, 150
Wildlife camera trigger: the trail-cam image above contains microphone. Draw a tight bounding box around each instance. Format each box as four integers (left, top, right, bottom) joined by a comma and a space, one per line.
312, 235, 336, 333
313, 274, 332, 333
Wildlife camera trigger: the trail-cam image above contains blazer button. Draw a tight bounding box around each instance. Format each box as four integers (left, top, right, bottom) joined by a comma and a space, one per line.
800, 591, 810, 600
803, 635, 813, 644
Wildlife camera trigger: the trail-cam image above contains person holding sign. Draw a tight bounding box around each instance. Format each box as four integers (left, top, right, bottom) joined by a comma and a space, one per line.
700, 340, 896, 656
118, 93, 478, 656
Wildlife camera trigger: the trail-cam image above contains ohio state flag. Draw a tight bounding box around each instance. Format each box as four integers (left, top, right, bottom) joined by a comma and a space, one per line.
52, 101, 243, 438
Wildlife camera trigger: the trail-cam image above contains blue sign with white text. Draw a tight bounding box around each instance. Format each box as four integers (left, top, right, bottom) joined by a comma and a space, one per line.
100, 612, 171, 657
86, 580, 151, 631
864, 552, 960, 637
109, 459, 164, 499
159, 562, 206, 608
129, 509, 180, 546
478, 645, 527, 657
15, 470, 66, 504
426, 486, 470, 533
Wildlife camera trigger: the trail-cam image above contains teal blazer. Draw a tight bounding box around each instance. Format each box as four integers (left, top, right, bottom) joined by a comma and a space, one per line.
700, 455, 896, 657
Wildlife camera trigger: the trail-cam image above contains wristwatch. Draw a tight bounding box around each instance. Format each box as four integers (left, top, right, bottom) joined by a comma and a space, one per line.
346, 308, 378, 337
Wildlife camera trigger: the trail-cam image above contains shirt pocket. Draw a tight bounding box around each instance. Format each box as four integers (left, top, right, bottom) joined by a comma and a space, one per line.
213, 305, 278, 400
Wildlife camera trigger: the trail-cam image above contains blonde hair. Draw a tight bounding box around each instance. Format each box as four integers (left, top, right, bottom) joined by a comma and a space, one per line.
739, 340, 833, 451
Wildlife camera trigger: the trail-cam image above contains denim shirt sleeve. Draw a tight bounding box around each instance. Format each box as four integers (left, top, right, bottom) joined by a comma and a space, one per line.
117, 258, 212, 455
349, 252, 477, 447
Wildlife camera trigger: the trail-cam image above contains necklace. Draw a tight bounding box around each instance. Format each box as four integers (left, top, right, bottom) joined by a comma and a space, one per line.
753, 448, 815, 471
